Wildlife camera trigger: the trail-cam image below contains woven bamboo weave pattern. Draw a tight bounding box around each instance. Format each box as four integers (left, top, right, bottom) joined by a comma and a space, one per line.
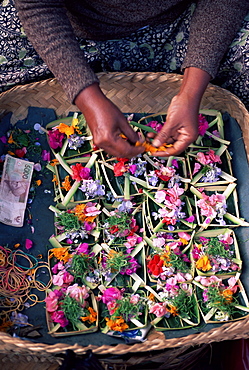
1, 72, 249, 360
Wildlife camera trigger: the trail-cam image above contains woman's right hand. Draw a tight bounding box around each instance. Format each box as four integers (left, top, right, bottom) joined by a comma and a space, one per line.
75, 83, 144, 158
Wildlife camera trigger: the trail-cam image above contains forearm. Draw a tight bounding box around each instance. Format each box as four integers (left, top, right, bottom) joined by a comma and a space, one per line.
182, 0, 249, 78
15, 0, 98, 103
178, 67, 211, 111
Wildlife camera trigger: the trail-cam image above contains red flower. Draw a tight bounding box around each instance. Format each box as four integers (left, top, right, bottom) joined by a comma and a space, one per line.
113, 161, 127, 177
155, 170, 171, 182
110, 225, 119, 234
15, 147, 27, 158
147, 255, 164, 277
71, 163, 91, 182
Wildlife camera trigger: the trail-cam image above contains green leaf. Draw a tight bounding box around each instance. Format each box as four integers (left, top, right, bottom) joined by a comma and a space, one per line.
18, 48, 27, 59
0, 55, 8, 64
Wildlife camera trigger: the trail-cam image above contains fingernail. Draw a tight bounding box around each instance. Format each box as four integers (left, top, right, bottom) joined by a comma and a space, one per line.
152, 139, 160, 147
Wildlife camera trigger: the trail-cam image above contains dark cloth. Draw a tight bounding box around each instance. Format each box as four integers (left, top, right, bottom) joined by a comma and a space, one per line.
0, 1, 249, 109
14, 0, 249, 103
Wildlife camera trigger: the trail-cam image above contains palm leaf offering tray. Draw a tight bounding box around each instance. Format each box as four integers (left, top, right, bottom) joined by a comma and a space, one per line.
1, 74, 249, 365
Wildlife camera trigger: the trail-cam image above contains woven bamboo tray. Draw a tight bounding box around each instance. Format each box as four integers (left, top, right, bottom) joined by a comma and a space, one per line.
1, 72, 249, 368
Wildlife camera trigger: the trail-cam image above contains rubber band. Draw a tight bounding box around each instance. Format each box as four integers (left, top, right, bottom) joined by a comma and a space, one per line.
0, 246, 52, 327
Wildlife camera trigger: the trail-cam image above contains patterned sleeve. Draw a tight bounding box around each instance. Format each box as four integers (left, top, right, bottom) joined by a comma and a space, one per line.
15, 0, 99, 103
181, 0, 249, 79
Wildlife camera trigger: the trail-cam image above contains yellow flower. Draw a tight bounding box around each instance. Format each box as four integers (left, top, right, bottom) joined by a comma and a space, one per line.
179, 237, 189, 245
57, 123, 75, 137
196, 255, 212, 271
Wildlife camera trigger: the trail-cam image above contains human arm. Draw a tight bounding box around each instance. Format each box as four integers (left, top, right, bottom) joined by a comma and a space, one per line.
15, 0, 144, 158
150, 67, 210, 156
75, 83, 144, 158
151, 0, 249, 155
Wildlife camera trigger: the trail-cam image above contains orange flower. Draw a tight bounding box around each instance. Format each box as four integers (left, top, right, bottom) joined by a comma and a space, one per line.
7, 134, 14, 144
7, 151, 15, 156
49, 247, 72, 263
0, 318, 13, 332
135, 141, 173, 154
52, 175, 58, 186
148, 293, 155, 301
105, 316, 129, 332
196, 255, 212, 271
35, 180, 42, 186
57, 123, 75, 137
49, 159, 59, 166
167, 304, 178, 316
61, 175, 72, 191
81, 307, 97, 323
73, 204, 98, 223
179, 237, 189, 245
221, 289, 234, 303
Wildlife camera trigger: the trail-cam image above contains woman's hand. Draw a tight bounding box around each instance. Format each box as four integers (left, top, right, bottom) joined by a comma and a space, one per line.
150, 67, 211, 156
75, 83, 144, 158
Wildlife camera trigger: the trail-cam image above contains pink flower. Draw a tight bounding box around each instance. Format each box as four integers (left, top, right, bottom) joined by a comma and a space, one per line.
149, 302, 167, 317
152, 237, 165, 249
155, 190, 167, 204
80, 167, 91, 180
63, 271, 74, 285
196, 198, 217, 218
66, 284, 89, 304
129, 164, 137, 175
84, 204, 101, 217
186, 215, 195, 223
52, 261, 64, 274
124, 235, 140, 249
219, 233, 233, 245
130, 294, 140, 304
71, 163, 91, 181
52, 270, 65, 286
45, 291, 60, 313
195, 275, 222, 287
193, 162, 201, 175
107, 300, 118, 315
207, 149, 222, 164
228, 277, 239, 293
42, 150, 51, 162
198, 114, 209, 136
51, 310, 69, 327
25, 239, 33, 250
102, 287, 123, 304
48, 128, 65, 149
0, 136, 7, 143
76, 243, 89, 254
178, 232, 191, 241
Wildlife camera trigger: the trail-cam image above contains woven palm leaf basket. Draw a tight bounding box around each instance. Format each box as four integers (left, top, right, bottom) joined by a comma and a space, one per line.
1, 72, 249, 370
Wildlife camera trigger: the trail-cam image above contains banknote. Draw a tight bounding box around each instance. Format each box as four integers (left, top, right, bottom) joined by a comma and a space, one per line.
0, 155, 34, 227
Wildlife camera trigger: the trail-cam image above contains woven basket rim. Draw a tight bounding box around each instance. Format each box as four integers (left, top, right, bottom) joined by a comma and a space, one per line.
1, 72, 249, 357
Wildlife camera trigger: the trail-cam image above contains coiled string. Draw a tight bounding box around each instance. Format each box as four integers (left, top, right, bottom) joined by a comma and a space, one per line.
0, 246, 52, 329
